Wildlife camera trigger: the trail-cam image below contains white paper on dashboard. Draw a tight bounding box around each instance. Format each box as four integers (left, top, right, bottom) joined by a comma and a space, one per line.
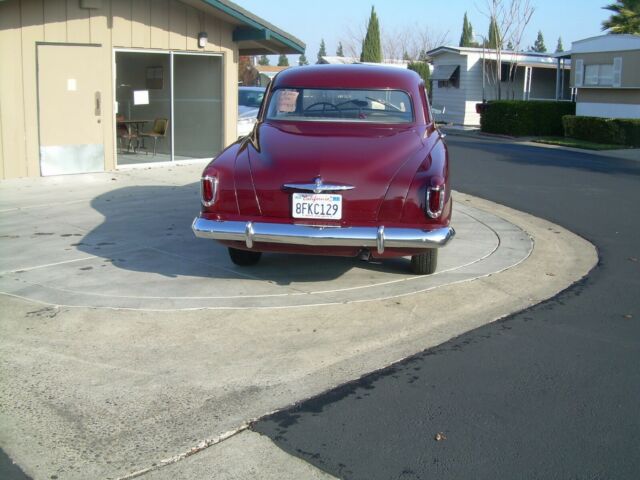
133, 90, 150, 105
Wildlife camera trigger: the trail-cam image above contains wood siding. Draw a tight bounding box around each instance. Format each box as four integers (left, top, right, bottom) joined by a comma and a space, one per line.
0, 0, 239, 179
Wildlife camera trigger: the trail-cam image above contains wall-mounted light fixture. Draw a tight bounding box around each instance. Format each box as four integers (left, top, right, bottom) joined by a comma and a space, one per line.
198, 32, 208, 48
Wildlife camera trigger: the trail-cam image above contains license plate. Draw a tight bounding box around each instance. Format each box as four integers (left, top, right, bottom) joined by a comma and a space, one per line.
292, 193, 342, 220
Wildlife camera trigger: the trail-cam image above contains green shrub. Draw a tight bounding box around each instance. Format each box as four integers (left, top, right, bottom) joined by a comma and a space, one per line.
480, 100, 575, 136
562, 115, 640, 147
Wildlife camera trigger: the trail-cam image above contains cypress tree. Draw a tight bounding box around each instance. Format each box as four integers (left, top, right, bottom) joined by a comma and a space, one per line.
257, 54, 270, 66
298, 53, 309, 66
532, 31, 547, 52
336, 42, 345, 57
360, 6, 383, 63
408, 61, 431, 94
459, 12, 474, 47
487, 17, 500, 49
317, 38, 327, 63
277, 54, 289, 67
555, 36, 564, 53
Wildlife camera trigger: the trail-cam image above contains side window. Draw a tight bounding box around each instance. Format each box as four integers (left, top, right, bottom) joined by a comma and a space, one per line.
421, 87, 431, 124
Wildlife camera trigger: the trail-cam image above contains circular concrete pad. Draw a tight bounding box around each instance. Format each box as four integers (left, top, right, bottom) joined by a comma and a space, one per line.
0, 202, 532, 310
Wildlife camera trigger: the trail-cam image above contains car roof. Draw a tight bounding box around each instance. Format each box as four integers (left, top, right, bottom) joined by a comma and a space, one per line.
272, 64, 422, 91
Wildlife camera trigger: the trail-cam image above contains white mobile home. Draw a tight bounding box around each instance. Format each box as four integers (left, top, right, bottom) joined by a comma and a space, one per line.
427, 46, 572, 126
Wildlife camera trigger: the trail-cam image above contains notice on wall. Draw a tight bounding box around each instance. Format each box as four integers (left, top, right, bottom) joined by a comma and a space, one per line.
277, 90, 299, 113
67, 79, 77, 91
133, 90, 150, 105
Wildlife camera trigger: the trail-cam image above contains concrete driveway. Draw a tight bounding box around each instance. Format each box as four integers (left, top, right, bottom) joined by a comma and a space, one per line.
0, 163, 596, 479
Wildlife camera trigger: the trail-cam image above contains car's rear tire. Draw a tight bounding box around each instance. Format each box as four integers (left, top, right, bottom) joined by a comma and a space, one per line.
410, 249, 438, 275
228, 247, 262, 266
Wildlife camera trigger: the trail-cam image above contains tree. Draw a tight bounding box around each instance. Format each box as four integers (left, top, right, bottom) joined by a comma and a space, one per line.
360, 6, 383, 62
238, 56, 258, 86
555, 36, 564, 53
602, 0, 640, 34
277, 54, 289, 67
317, 38, 327, 63
481, 0, 535, 100
257, 55, 270, 66
298, 53, 309, 66
532, 30, 547, 52
336, 42, 345, 57
339, 20, 448, 60
506, 40, 515, 50
487, 17, 501, 49
459, 12, 475, 47
408, 61, 431, 95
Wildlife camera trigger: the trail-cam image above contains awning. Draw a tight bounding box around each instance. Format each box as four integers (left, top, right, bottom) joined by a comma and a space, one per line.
431, 65, 459, 81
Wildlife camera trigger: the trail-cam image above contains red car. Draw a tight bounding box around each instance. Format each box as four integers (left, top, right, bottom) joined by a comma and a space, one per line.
192, 64, 454, 274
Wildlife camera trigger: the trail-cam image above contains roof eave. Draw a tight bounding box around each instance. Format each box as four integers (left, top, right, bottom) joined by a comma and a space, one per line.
200, 0, 305, 55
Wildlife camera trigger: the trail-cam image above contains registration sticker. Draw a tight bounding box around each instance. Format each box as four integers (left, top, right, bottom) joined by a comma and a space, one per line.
292, 193, 342, 220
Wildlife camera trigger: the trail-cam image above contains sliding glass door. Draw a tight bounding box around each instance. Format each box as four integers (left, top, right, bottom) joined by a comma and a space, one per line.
173, 54, 223, 160
114, 50, 223, 166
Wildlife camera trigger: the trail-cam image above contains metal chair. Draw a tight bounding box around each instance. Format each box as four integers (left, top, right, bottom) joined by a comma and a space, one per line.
139, 118, 169, 155
116, 115, 138, 153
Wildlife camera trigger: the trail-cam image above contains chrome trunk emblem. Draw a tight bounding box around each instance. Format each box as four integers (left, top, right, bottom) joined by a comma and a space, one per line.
283, 176, 354, 194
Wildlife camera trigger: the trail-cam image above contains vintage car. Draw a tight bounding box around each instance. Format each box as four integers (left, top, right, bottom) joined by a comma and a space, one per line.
192, 64, 454, 274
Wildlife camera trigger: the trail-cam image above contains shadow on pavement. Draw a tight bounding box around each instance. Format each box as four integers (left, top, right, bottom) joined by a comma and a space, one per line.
455, 138, 640, 177
76, 183, 412, 285
0, 449, 31, 480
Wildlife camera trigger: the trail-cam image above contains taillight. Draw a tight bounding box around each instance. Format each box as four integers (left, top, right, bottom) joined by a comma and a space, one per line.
426, 185, 445, 219
201, 175, 218, 207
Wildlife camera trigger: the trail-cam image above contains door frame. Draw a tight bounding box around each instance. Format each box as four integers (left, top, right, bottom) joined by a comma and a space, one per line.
112, 48, 225, 168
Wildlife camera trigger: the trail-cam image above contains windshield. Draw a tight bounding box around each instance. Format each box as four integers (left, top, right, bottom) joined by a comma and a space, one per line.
265, 88, 414, 124
239, 89, 265, 108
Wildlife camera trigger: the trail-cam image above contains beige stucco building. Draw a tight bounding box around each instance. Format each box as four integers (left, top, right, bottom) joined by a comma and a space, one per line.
0, 0, 304, 179
563, 34, 640, 119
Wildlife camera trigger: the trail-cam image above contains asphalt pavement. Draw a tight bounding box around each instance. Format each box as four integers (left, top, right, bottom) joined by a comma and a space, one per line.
253, 135, 640, 478
1, 159, 596, 479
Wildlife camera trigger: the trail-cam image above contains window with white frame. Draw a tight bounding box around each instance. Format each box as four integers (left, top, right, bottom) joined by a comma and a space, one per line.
584, 64, 614, 86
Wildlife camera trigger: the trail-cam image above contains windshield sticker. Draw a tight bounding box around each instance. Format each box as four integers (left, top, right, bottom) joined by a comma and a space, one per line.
277, 90, 299, 113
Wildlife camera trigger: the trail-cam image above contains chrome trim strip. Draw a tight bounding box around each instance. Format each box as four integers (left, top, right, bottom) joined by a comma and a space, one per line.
192, 217, 455, 251
283, 176, 354, 194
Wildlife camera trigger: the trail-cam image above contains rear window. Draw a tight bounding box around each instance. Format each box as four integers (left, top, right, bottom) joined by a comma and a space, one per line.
265, 88, 413, 124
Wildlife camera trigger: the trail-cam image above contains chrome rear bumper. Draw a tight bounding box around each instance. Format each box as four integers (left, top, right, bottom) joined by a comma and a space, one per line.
192, 217, 454, 254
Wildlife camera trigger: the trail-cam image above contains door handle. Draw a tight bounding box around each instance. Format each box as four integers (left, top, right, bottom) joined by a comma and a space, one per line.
95, 91, 101, 116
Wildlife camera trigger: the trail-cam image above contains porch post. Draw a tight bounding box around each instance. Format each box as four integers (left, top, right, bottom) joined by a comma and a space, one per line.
555, 58, 561, 100
561, 59, 566, 100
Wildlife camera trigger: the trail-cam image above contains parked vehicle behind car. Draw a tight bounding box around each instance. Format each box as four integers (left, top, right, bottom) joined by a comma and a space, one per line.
194, 65, 454, 274
237, 86, 266, 138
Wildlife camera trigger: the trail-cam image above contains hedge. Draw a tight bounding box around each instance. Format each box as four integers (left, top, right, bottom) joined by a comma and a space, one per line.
480, 100, 576, 136
562, 115, 640, 147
